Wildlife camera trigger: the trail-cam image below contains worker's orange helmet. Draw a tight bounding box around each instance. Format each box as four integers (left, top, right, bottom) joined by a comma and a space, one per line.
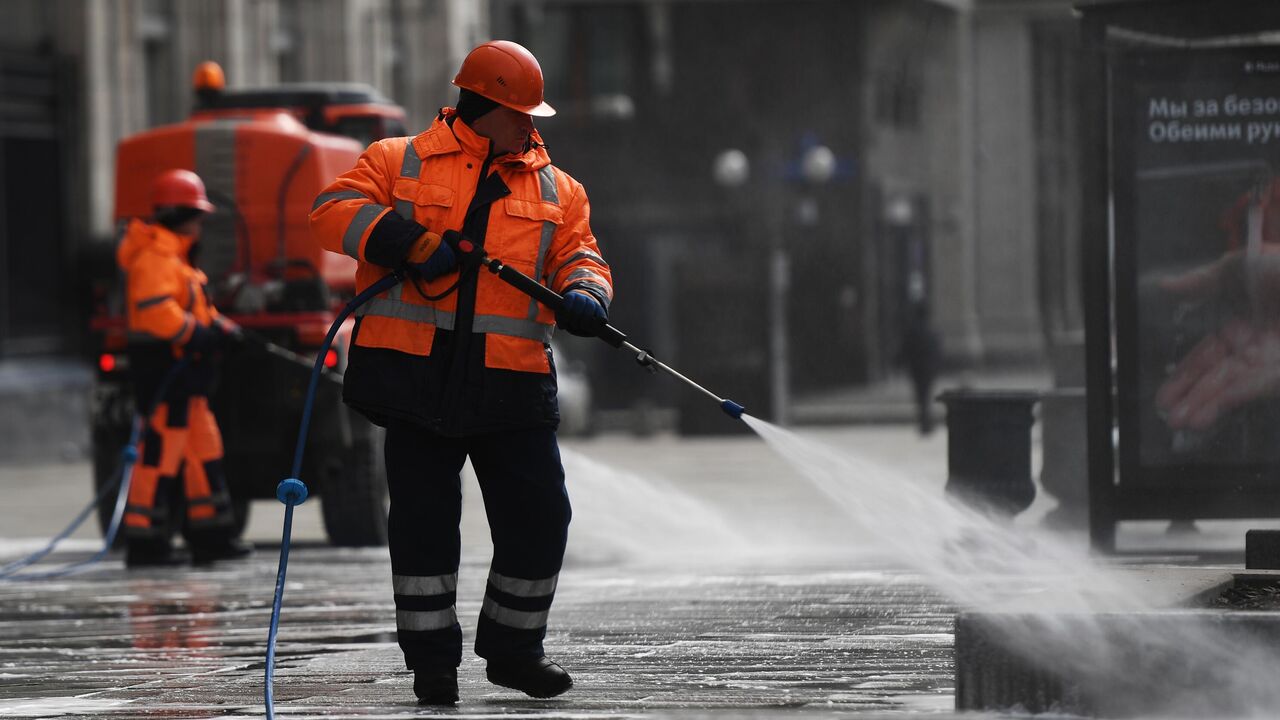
151, 169, 215, 213
452, 40, 556, 117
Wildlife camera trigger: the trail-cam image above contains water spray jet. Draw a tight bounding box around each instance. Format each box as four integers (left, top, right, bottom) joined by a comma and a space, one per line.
743, 417, 1280, 718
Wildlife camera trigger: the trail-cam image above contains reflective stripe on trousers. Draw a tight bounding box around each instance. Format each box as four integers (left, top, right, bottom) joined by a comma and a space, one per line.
481, 570, 559, 630
393, 573, 460, 632
384, 423, 570, 667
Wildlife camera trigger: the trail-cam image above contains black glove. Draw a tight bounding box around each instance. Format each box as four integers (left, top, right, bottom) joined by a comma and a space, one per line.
185, 324, 220, 354
556, 290, 607, 337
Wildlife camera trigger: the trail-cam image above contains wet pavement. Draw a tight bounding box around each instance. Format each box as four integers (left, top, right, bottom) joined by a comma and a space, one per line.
0, 424, 1251, 718
0, 426, 977, 718
0, 551, 959, 718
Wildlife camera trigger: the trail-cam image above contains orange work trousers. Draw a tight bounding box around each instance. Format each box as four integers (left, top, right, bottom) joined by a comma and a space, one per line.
123, 395, 234, 538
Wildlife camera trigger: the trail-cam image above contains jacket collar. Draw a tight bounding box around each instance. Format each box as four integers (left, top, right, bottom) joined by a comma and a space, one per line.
410, 107, 550, 172
118, 218, 193, 267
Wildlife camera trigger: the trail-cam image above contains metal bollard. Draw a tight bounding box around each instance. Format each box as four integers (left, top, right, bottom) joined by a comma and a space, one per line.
937, 389, 1039, 517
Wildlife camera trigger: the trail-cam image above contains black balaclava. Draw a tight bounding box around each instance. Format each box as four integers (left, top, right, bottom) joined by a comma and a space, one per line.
455, 88, 499, 125
155, 206, 205, 231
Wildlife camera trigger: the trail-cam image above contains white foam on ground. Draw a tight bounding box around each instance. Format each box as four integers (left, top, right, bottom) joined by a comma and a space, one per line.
0, 538, 100, 559
0, 698, 129, 717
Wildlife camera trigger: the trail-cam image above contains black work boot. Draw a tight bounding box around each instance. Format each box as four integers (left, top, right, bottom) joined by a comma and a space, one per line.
125, 539, 188, 569
486, 656, 572, 698
413, 667, 459, 705
188, 531, 254, 566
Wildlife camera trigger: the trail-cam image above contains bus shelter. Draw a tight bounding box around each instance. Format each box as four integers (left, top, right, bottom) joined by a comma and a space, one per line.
1080, 0, 1280, 550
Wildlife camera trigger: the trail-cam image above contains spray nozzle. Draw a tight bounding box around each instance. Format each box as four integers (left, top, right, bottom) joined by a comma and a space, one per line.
720, 399, 745, 419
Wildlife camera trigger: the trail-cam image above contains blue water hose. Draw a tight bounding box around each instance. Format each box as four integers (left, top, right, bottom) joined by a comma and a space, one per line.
265, 271, 399, 720
0, 419, 139, 579
0, 360, 188, 581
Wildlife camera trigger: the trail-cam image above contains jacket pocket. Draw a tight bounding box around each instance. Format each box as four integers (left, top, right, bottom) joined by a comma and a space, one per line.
391, 178, 454, 229
489, 197, 563, 262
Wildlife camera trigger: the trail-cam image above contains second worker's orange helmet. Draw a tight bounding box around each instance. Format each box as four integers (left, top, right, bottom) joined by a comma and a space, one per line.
151, 169, 215, 213
452, 40, 556, 117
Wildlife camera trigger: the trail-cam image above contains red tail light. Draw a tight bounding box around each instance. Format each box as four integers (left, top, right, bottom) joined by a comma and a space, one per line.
324, 349, 339, 368
99, 354, 117, 373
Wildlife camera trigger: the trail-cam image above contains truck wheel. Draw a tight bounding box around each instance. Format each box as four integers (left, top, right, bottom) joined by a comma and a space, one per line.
318, 421, 388, 547
91, 426, 133, 546
231, 495, 251, 538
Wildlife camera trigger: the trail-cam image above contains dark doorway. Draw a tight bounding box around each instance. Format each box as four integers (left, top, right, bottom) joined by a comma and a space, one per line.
0, 51, 66, 356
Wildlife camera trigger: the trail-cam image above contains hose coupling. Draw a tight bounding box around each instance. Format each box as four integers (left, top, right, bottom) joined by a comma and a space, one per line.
276, 477, 309, 506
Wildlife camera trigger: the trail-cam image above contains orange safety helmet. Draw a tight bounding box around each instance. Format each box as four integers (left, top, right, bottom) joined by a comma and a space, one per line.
452, 40, 556, 117
152, 169, 215, 213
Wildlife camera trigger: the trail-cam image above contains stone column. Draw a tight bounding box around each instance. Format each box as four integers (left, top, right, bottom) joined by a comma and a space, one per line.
971, 7, 1043, 361
947, 3, 986, 364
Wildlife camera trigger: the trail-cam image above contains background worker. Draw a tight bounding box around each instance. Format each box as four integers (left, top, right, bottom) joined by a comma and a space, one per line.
898, 301, 942, 435
117, 169, 252, 568
311, 40, 613, 705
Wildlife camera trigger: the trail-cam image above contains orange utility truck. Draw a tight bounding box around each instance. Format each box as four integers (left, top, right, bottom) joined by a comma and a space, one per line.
89, 63, 406, 546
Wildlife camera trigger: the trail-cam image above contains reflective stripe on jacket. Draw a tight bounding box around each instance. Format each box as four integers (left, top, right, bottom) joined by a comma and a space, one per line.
310, 109, 613, 435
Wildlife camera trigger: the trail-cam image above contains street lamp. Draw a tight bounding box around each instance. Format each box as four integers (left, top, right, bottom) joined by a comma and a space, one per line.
801, 144, 836, 185
712, 142, 835, 426
712, 148, 750, 188
779, 143, 837, 425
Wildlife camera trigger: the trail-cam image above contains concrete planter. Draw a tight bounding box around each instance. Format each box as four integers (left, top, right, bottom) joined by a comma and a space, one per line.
954, 570, 1280, 716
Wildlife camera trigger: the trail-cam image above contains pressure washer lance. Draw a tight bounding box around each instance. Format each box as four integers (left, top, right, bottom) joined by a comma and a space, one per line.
457, 238, 746, 420
235, 326, 343, 383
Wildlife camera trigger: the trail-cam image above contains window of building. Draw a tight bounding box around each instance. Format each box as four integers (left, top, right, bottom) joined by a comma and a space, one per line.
275, 0, 301, 83
512, 2, 640, 120
140, 0, 175, 126
874, 62, 922, 130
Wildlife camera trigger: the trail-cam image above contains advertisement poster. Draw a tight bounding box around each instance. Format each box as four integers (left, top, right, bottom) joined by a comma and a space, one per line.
1116, 49, 1280, 486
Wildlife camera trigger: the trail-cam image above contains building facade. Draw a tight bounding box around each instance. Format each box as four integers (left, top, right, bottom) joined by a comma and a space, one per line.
0, 0, 483, 357
490, 0, 1084, 421
0, 0, 1085, 425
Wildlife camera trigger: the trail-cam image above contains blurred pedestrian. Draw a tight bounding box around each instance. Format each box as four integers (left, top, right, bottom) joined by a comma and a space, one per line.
898, 302, 942, 435
311, 40, 613, 705
117, 169, 252, 568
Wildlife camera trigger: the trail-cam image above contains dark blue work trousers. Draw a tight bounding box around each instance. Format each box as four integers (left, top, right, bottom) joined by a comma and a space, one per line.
383, 421, 571, 671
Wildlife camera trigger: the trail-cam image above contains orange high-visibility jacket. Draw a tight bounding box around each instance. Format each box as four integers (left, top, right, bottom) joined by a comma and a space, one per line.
117, 218, 220, 349
310, 109, 613, 434
311, 112, 612, 369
